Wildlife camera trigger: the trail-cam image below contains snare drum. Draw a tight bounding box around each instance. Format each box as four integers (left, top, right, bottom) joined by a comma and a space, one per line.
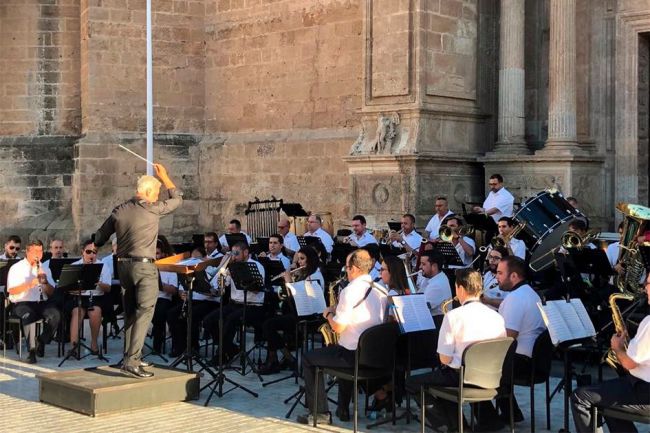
514, 189, 585, 270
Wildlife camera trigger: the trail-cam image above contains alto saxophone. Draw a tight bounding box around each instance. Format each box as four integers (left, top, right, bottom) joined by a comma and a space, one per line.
603, 292, 635, 374
319, 278, 342, 346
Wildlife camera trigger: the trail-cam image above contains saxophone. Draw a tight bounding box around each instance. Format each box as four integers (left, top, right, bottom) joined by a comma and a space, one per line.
319, 277, 343, 346
603, 292, 635, 374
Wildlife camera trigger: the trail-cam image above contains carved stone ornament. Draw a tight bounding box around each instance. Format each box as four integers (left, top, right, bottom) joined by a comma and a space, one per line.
349, 112, 401, 155
372, 183, 390, 205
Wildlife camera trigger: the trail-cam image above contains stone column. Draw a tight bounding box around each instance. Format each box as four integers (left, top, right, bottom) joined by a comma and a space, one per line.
495, 0, 528, 153
542, 0, 579, 153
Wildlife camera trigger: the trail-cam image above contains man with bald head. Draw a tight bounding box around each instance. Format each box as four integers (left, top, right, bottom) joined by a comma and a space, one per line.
277, 217, 300, 255
297, 249, 389, 425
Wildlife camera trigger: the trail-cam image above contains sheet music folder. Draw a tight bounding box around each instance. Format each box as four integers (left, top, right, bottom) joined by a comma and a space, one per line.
537, 298, 596, 346
286, 280, 326, 317
389, 294, 436, 333
155, 252, 222, 275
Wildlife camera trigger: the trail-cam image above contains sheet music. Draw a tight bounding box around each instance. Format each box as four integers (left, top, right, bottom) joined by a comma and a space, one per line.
177, 257, 204, 266
391, 295, 435, 333
537, 299, 596, 345
287, 280, 326, 316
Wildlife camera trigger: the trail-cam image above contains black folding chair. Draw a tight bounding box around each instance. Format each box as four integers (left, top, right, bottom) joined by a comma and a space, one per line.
313, 322, 400, 432
420, 337, 516, 433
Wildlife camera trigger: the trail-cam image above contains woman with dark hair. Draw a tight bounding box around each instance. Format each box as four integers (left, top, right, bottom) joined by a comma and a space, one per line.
380, 255, 411, 295
259, 246, 324, 375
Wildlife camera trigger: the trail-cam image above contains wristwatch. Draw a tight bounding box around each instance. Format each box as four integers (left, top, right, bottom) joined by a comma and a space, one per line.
400, 240, 406, 246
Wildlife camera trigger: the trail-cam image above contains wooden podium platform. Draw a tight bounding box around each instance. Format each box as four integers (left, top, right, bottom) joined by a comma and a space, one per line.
38, 365, 200, 416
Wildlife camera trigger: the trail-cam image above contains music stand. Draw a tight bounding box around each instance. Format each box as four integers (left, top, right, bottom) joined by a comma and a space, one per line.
303, 236, 324, 255
331, 243, 357, 265
58, 263, 107, 366
48, 258, 79, 282
296, 236, 307, 248
225, 233, 248, 249
387, 221, 402, 232
464, 212, 498, 242
257, 257, 286, 287
252, 237, 270, 257
228, 261, 265, 379
431, 242, 463, 268
202, 254, 259, 404
157, 252, 221, 375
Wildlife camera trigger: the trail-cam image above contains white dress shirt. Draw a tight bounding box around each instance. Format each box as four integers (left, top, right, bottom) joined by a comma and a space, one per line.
482, 271, 510, 310
7, 258, 55, 303
606, 241, 620, 268
483, 187, 515, 223
158, 271, 178, 301
425, 211, 454, 240
498, 283, 546, 357
391, 230, 425, 250
348, 231, 378, 247
416, 272, 452, 315
333, 274, 388, 351
448, 236, 476, 269
70, 258, 112, 297
628, 315, 650, 382
283, 232, 301, 253
304, 227, 334, 253
437, 299, 507, 369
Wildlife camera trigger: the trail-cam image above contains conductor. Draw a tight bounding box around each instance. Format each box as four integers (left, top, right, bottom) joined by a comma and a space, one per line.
94, 164, 182, 378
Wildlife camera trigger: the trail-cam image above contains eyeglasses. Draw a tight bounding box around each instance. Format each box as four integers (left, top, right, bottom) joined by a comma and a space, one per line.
8, 246, 20, 251
84, 249, 98, 255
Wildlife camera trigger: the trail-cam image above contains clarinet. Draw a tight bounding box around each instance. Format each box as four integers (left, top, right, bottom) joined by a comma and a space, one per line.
88, 290, 95, 311
36, 262, 44, 301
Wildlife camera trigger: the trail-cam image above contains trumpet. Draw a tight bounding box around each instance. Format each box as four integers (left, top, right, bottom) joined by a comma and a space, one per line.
439, 225, 474, 242
270, 265, 306, 282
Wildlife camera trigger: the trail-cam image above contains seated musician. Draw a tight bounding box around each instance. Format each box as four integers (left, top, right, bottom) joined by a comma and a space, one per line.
218, 219, 252, 252
41, 238, 67, 308
417, 251, 452, 324
481, 246, 510, 310
7, 240, 60, 363
167, 247, 219, 357
571, 274, 650, 433
260, 233, 291, 269
492, 256, 547, 423
276, 217, 300, 255
390, 213, 425, 253
346, 214, 378, 247
471, 173, 515, 223
203, 231, 222, 259
260, 245, 323, 375
494, 217, 526, 259
152, 238, 178, 354
424, 196, 454, 241
66, 240, 112, 356
606, 222, 624, 270
297, 249, 389, 425
364, 244, 382, 282
304, 213, 334, 254
405, 268, 506, 432
1, 234, 22, 259
560, 218, 596, 253
441, 215, 476, 269
203, 242, 266, 364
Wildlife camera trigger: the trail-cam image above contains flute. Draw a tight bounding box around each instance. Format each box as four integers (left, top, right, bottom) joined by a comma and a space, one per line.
270, 266, 306, 282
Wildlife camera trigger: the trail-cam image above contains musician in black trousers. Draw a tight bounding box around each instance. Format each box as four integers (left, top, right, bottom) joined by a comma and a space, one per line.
94, 164, 182, 378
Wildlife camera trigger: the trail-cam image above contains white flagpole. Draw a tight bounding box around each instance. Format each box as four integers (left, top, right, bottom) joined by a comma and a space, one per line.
146, 0, 153, 175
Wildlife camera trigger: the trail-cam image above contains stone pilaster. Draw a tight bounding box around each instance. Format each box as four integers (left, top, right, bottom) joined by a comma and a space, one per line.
494, 0, 528, 153
540, 0, 579, 153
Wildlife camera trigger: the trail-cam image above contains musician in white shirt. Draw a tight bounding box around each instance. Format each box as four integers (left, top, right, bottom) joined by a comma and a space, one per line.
405, 268, 506, 432
151, 241, 178, 354
472, 174, 514, 223
571, 274, 650, 433
390, 213, 426, 252
416, 251, 452, 318
346, 214, 378, 247
66, 240, 112, 356
277, 217, 300, 255
495, 256, 546, 422
263, 234, 291, 270
7, 239, 60, 363
305, 213, 334, 254
493, 217, 526, 260
442, 216, 476, 268
203, 242, 266, 363
481, 246, 511, 310
425, 196, 454, 240
1, 234, 22, 260
218, 219, 252, 252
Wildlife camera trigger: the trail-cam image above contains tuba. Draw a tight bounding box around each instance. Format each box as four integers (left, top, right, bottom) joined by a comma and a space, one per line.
603, 292, 636, 375
614, 203, 650, 295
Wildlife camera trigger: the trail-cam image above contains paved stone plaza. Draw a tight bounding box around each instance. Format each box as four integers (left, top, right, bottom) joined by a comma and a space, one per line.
1, 321, 632, 433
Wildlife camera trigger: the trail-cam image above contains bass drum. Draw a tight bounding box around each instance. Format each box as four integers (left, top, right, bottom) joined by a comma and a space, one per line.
514, 189, 584, 271
289, 216, 308, 236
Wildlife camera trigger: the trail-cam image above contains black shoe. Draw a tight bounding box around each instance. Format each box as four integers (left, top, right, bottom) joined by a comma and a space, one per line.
296, 412, 331, 425
258, 361, 281, 375
368, 394, 391, 413
26, 349, 37, 364
36, 340, 45, 358
335, 406, 350, 422
424, 405, 451, 432
121, 365, 154, 378
499, 408, 524, 423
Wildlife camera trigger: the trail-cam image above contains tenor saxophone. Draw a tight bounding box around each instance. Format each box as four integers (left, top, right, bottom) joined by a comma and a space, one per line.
603, 292, 635, 374
319, 279, 341, 346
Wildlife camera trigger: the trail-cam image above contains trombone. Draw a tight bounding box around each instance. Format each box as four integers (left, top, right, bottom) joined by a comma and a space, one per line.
438, 224, 475, 243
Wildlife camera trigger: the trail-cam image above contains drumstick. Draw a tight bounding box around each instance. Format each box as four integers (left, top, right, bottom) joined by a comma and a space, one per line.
118, 144, 155, 166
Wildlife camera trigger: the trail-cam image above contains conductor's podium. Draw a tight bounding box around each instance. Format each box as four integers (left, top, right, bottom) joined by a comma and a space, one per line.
38, 365, 199, 416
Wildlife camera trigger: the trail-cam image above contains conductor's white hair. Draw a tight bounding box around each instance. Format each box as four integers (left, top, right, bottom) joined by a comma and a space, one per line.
136, 175, 161, 194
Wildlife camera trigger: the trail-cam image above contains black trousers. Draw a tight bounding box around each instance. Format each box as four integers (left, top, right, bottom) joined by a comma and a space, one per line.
302, 345, 356, 414
151, 298, 174, 353
571, 374, 650, 433
203, 303, 268, 354
118, 262, 159, 368
405, 366, 460, 428
167, 300, 218, 353
263, 313, 297, 352
11, 300, 61, 349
